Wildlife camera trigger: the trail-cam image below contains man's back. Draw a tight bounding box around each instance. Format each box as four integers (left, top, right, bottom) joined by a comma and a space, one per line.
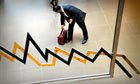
63, 5, 86, 22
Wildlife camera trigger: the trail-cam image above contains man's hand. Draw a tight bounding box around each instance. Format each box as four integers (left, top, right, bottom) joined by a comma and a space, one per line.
69, 18, 73, 24
61, 25, 64, 30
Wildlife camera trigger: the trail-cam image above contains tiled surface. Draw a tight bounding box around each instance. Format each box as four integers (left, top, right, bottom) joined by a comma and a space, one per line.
0, 0, 140, 84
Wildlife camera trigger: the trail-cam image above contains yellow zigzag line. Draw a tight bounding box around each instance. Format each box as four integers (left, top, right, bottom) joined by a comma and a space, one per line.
0, 42, 139, 75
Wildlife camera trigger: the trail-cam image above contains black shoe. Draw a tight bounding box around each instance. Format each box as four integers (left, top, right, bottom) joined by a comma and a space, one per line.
50, 1, 54, 5
50, 1, 54, 7
66, 39, 72, 43
82, 39, 87, 44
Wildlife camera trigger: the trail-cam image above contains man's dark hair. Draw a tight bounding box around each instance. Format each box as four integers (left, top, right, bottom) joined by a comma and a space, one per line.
53, 5, 61, 12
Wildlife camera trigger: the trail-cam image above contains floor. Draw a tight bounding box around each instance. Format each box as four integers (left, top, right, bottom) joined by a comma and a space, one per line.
0, 0, 140, 84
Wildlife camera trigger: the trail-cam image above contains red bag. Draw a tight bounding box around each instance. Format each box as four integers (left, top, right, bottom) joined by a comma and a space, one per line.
58, 29, 67, 45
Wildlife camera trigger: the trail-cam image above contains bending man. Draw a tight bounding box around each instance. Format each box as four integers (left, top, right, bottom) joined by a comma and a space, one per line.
53, 5, 88, 44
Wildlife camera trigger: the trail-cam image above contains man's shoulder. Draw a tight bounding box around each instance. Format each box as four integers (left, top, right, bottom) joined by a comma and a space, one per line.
63, 5, 74, 9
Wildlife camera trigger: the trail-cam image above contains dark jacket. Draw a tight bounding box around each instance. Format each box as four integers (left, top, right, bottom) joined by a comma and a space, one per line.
60, 5, 86, 25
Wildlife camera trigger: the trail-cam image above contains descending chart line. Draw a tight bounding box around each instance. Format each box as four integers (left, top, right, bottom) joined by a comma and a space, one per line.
0, 33, 139, 78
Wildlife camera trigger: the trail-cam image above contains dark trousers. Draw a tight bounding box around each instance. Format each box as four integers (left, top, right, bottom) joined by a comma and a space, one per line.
50, 0, 58, 7
68, 21, 88, 40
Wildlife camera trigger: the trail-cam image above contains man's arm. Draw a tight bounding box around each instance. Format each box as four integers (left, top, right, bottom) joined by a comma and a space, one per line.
60, 13, 65, 29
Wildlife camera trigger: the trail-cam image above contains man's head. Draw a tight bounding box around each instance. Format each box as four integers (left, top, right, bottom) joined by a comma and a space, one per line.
53, 5, 61, 13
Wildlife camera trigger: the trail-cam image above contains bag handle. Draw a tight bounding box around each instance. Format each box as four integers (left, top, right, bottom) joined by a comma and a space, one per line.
60, 28, 65, 35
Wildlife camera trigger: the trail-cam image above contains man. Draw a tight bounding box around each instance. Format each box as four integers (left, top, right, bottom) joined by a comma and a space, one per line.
53, 5, 88, 44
